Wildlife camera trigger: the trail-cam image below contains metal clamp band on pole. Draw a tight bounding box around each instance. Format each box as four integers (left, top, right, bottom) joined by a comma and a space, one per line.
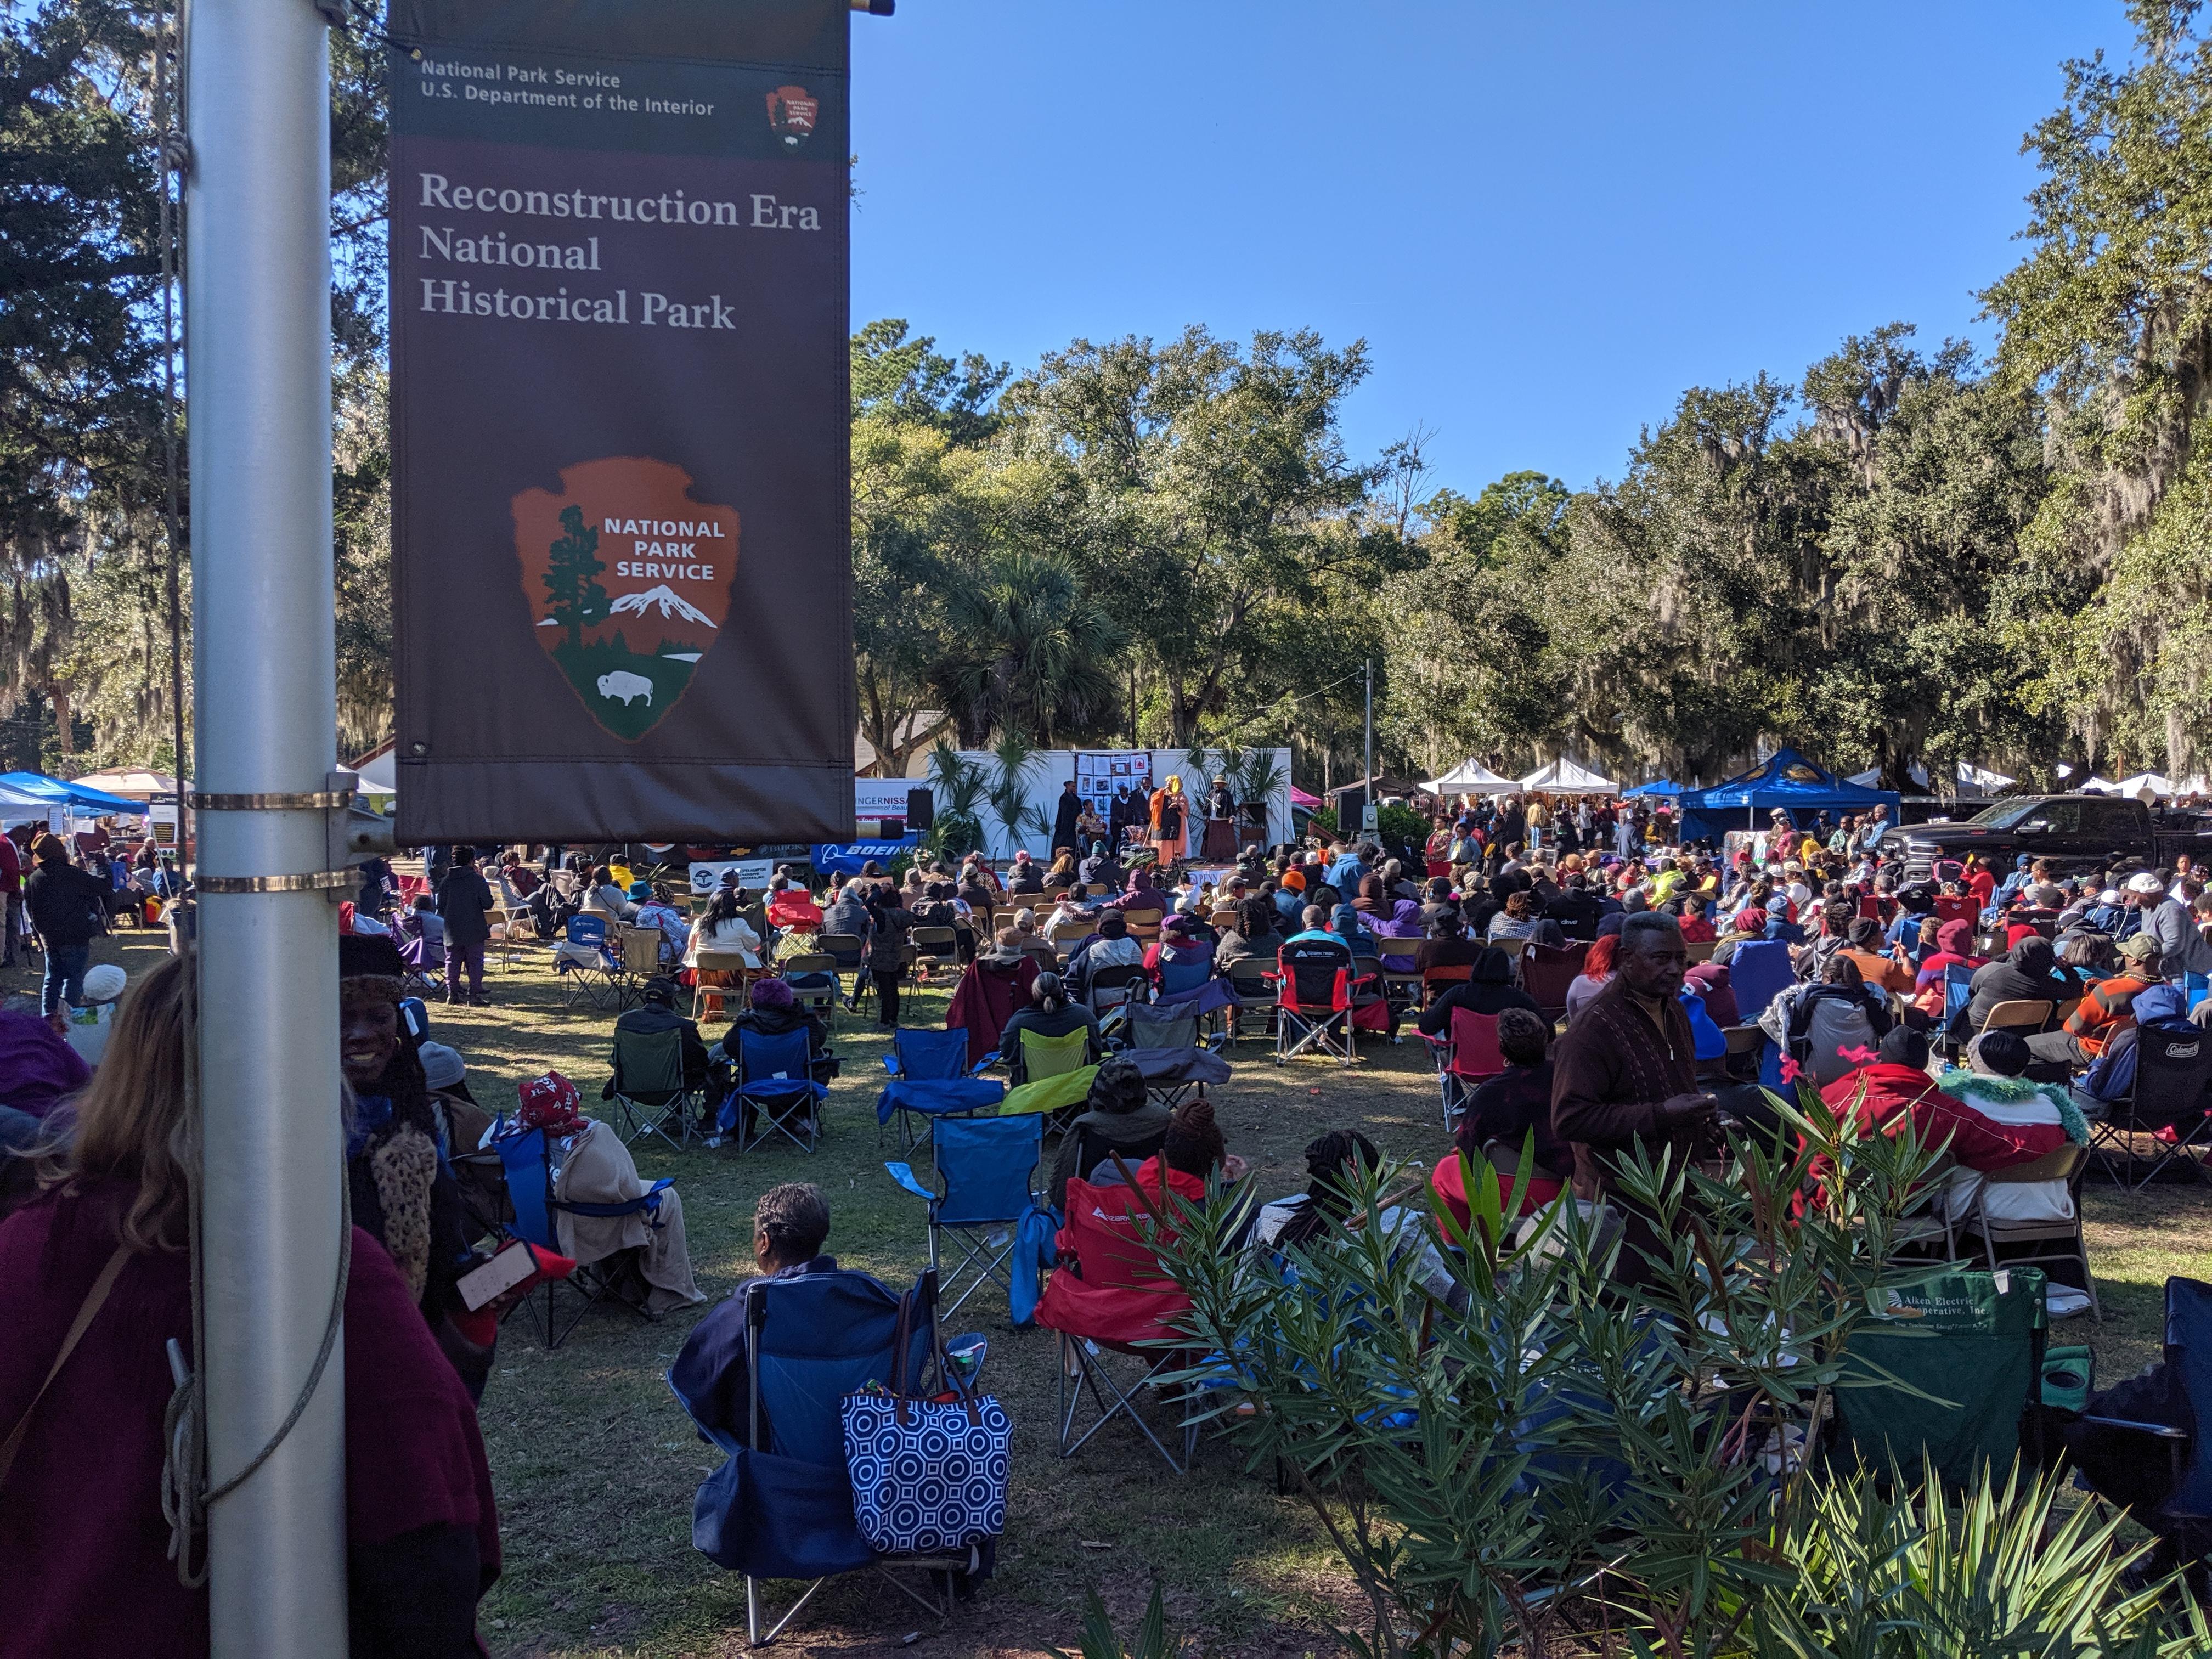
188, 791, 353, 811
193, 870, 358, 895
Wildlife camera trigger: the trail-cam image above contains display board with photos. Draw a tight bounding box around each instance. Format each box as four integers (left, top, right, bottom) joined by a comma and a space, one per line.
1074, 750, 1151, 820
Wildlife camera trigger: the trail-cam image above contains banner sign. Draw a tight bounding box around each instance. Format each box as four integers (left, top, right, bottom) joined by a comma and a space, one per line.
811, 838, 914, 876
387, 0, 855, 844
688, 856, 776, 895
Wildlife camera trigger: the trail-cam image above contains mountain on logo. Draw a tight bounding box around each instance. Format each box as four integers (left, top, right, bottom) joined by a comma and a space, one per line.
610, 585, 718, 628
510, 457, 741, 743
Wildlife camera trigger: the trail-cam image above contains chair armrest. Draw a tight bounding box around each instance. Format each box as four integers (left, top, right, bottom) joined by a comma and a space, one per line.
884, 1161, 936, 1201
881, 1053, 899, 1076
967, 1051, 999, 1076
2076, 1415, 2190, 1439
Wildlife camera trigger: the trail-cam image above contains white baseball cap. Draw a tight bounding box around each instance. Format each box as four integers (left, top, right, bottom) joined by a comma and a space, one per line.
2126, 872, 2166, 894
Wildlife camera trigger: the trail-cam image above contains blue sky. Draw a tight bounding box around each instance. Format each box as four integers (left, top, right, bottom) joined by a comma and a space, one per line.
850, 1, 2137, 494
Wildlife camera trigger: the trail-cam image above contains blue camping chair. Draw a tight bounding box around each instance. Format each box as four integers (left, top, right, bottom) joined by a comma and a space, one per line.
555, 913, 622, 1009
2068, 1277, 2212, 1572
667, 1266, 979, 1646
875, 1026, 1002, 1149
1157, 956, 1211, 1001
1729, 939, 1796, 1029
2186, 972, 2210, 1015
722, 1024, 829, 1154
885, 1116, 1049, 1318
495, 1125, 672, 1348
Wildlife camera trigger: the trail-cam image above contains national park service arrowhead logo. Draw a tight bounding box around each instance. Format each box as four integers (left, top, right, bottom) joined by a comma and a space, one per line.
512, 458, 739, 742
766, 84, 817, 149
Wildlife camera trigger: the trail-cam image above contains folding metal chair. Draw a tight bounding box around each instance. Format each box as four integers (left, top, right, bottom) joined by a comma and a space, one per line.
1962, 1142, 2098, 1321
494, 1125, 671, 1348
726, 1024, 828, 1154
777, 952, 840, 1020
885, 1115, 1047, 1318
1274, 955, 1356, 1066
554, 913, 622, 1009
606, 1023, 704, 1152
877, 1025, 1000, 1149
2090, 1022, 2212, 1188
667, 1266, 978, 1646
1035, 1175, 1200, 1473
814, 930, 866, 1011
613, 927, 664, 1008
907, 925, 959, 984
1424, 1006, 1504, 1131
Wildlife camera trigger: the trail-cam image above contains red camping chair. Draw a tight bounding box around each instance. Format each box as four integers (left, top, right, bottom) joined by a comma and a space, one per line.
1423, 1006, 1504, 1131
1034, 1174, 1200, 1472
1420, 962, 1474, 1008
1933, 895, 1976, 928
1520, 941, 1589, 1023
1432, 1148, 1565, 1231
1274, 953, 1357, 1066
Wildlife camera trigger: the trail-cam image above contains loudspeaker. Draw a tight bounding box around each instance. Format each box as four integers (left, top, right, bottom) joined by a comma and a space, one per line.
905, 787, 934, 832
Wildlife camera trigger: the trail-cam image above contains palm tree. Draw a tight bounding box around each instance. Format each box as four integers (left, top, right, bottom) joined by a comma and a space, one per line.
944, 549, 1124, 746
924, 738, 987, 858
983, 728, 1049, 859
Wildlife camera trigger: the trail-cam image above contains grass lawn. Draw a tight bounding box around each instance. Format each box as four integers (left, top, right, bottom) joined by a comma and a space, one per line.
52, 926, 2212, 1658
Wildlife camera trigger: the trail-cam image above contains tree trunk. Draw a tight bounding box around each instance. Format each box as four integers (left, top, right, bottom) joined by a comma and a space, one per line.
49, 686, 74, 755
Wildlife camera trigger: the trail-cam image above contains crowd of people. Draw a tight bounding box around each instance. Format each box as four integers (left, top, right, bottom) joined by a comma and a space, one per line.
10, 777, 2212, 1654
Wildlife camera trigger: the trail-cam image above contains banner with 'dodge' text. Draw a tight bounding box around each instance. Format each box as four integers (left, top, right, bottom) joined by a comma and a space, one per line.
388, 0, 854, 844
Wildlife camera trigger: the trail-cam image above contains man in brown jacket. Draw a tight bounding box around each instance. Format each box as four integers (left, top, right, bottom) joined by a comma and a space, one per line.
1551, 911, 1720, 1285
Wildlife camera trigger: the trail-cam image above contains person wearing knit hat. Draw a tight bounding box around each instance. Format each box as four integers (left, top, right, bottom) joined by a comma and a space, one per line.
713, 976, 834, 1143
340, 944, 485, 1395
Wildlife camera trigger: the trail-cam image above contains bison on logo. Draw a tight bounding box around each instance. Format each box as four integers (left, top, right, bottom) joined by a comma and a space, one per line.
511, 457, 740, 741
765, 84, 817, 149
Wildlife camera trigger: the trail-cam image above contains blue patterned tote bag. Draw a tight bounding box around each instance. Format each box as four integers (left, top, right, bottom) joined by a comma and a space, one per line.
841, 1371, 1011, 1553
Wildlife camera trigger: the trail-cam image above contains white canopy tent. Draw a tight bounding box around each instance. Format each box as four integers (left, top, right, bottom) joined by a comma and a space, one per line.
2077, 776, 2123, 794
2110, 772, 2177, 800
1847, 760, 2016, 797
65, 767, 187, 802
1420, 759, 1519, 793
1518, 758, 1619, 794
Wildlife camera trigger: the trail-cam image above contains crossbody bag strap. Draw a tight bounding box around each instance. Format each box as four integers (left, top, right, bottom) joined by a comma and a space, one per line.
0, 1244, 131, 1489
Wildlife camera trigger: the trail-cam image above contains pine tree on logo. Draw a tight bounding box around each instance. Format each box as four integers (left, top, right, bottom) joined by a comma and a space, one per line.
542, 505, 609, 651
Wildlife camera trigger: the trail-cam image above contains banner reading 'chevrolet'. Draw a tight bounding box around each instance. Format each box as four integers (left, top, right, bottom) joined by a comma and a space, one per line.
388, 0, 854, 843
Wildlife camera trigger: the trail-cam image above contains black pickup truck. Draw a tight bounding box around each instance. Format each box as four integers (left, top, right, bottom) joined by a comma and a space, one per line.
1878, 795, 2212, 882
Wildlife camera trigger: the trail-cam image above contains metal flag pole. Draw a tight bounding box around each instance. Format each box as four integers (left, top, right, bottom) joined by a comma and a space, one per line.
1363, 657, 1374, 830
185, 0, 349, 1649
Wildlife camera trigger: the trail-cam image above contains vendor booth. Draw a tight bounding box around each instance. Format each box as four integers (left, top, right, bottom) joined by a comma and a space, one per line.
1675, 749, 1900, 847
1518, 758, 1620, 794
1420, 759, 1518, 794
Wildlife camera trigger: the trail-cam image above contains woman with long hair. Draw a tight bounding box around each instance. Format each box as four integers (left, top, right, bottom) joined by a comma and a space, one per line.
0, 956, 501, 1656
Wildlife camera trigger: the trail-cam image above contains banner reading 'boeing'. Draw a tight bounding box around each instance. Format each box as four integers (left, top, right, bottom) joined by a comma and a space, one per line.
387, 0, 855, 843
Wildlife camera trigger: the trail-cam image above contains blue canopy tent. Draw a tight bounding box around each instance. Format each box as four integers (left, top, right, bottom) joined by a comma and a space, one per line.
0, 771, 142, 815
1625, 780, 1683, 798
1674, 751, 1899, 847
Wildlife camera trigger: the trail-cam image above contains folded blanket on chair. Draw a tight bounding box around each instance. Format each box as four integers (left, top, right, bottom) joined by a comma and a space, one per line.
1121, 1048, 1232, 1086
874, 1076, 1004, 1125
1151, 978, 1240, 1019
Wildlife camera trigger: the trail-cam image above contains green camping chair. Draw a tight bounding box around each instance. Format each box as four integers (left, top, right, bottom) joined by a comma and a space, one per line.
1832, 1266, 2049, 1488
606, 1023, 704, 1153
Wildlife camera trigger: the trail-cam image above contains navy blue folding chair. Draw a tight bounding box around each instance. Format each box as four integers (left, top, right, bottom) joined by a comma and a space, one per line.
885, 1116, 1047, 1318
555, 913, 622, 1009
668, 1266, 980, 1646
875, 1026, 1001, 1150
724, 1024, 829, 1154
1730, 939, 1796, 1028
495, 1125, 672, 1348
2067, 1277, 2212, 1578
